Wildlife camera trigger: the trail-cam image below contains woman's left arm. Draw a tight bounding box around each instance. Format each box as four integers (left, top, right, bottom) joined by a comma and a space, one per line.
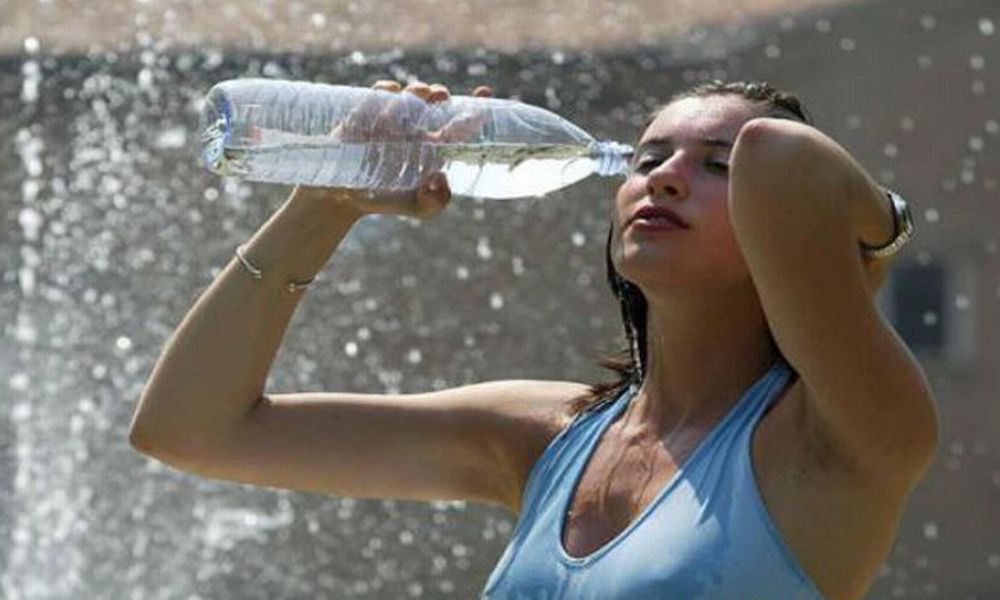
727, 117, 939, 491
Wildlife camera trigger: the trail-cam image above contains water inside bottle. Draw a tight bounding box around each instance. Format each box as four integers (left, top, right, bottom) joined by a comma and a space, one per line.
213, 140, 617, 199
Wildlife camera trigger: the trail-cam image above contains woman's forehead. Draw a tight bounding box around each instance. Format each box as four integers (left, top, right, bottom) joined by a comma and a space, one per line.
641, 95, 759, 144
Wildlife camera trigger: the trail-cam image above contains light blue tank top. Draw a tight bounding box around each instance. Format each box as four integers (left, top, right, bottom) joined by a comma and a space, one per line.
481, 355, 828, 599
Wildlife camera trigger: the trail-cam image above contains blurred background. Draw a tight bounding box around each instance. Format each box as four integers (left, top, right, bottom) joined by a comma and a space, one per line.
1, 0, 998, 598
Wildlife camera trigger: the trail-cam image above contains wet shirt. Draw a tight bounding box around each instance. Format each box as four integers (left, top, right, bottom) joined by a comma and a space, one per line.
481, 355, 827, 600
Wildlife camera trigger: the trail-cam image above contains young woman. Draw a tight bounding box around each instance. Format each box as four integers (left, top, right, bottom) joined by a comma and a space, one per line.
130, 79, 937, 600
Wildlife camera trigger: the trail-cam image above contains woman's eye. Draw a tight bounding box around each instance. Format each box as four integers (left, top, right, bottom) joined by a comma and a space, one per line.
633, 157, 729, 174
635, 158, 660, 171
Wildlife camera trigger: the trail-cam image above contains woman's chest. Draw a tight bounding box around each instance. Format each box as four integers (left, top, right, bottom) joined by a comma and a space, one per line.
561, 427, 697, 559
561, 383, 900, 600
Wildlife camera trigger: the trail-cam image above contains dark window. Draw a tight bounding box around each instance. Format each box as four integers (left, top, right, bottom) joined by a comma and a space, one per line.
891, 263, 945, 354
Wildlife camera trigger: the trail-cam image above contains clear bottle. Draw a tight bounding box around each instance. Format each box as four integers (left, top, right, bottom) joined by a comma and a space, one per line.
199, 78, 632, 200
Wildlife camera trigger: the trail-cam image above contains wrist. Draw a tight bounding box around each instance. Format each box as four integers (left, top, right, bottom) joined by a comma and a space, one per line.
287, 185, 368, 221
854, 180, 897, 250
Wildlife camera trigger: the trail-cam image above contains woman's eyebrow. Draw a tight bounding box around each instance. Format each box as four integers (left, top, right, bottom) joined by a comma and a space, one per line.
636, 136, 734, 152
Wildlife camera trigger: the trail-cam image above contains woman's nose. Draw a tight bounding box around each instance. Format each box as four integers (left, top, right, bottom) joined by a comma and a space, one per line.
646, 159, 688, 199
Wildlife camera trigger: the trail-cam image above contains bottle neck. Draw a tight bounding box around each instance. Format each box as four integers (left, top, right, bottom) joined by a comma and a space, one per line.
591, 140, 633, 177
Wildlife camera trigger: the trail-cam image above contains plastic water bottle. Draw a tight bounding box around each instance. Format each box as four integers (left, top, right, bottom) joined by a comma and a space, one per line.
199, 78, 632, 200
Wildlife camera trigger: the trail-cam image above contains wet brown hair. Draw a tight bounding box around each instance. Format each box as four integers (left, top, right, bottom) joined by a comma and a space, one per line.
569, 79, 816, 418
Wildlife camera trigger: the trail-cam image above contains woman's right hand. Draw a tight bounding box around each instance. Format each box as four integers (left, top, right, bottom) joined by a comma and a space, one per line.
295, 80, 493, 220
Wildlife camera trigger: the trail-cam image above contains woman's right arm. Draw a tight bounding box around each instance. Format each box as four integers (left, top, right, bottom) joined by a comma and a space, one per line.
128, 182, 588, 513
130, 80, 455, 452
127, 185, 366, 453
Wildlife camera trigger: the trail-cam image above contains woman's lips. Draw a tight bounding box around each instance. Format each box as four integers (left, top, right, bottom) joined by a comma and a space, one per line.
629, 216, 686, 231
628, 204, 689, 229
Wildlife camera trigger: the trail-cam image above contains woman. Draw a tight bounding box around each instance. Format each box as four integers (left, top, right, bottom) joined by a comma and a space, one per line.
130, 79, 938, 599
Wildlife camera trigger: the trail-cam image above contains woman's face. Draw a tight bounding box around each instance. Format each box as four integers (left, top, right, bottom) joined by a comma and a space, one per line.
611, 94, 764, 292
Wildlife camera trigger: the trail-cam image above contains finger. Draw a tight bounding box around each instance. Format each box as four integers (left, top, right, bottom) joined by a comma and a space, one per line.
472, 85, 493, 97
415, 172, 452, 217
372, 80, 402, 92
431, 111, 487, 143
404, 81, 433, 102
428, 83, 451, 103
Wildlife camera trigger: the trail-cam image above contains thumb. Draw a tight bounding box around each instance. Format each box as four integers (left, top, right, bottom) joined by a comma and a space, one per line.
414, 172, 452, 218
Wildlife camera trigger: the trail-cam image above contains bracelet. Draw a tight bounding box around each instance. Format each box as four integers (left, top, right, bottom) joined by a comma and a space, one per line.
235, 244, 319, 294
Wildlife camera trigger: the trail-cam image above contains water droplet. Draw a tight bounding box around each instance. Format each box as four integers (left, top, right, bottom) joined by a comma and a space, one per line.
23, 36, 40, 54
922, 311, 939, 327
988, 554, 1000, 569
979, 18, 996, 36
917, 55, 933, 69
511, 255, 525, 276
476, 236, 493, 260
432, 555, 448, 572
545, 86, 561, 109
406, 348, 422, 364
489, 292, 504, 310
900, 117, 916, 131
155, 127, 187, 149
969, 136, 985, 152
115, 336, 133, 352
883, 143, 899, 158
571, 231, 586, 247
815, 19, 832, 33
919, 15, 936, 30
11, 402, 31, 422
9, 373, 30, 392
839, 37, 856, 51
454, 265, 469, 280
922, 521, 939, 540
970, 54, 986, 70
955, 295, 971, 310
18, 207, 43, 241
344, 341, 358, 357
924, 208, 939, 223
764, 44, 781, 59
972, 80, 987, 95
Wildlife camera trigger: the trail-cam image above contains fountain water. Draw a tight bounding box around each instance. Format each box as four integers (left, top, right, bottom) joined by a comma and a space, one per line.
1, 0, 998, 597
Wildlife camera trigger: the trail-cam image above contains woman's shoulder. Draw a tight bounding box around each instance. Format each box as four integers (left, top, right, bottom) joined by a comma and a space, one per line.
468, 379, 595, 511
487, 379, 595, 435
